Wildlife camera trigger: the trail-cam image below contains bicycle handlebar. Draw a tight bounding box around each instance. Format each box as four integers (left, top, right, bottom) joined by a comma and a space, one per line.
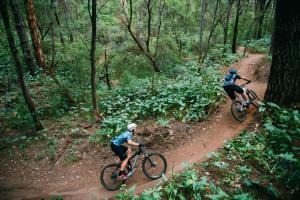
240, 79, 251, 87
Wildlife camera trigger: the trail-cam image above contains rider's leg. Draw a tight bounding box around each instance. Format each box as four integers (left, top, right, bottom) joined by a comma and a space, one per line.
241, 93, 248, 101
120, 148, 132, 172
235, 85, 249, 102
224, 85, 236, 100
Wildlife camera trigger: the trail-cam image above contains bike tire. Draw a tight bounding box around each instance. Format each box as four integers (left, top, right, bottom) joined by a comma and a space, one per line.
100, 163, 125, 190
248, 89, 260, 108
142, 153, 167, 180
231, 100, 247, 122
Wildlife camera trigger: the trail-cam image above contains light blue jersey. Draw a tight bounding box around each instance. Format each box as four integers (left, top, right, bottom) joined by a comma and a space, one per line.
111, 131, 133, 146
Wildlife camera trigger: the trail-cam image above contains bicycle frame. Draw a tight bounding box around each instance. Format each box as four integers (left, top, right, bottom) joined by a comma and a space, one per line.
125, 147, 157, 177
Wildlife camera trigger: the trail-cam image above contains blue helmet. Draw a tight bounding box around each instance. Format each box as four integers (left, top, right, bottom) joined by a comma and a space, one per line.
229, 68, 237, 74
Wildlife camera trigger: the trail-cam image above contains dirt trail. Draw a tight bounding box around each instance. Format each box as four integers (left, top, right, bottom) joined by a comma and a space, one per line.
0, 53, 268, 200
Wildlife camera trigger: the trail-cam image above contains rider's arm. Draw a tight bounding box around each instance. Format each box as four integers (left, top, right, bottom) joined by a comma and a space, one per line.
236, 74, 242, 79
127, 140, 139, 146
237, 74, 250, 81
241, 77, 251, 82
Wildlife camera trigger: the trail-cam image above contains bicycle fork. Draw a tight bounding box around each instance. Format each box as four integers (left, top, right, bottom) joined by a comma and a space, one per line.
144, 154, 158, 167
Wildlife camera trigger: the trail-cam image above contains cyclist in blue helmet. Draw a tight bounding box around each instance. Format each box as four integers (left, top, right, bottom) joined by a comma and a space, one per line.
223, 68, 250, 107
111, 123, 142, 179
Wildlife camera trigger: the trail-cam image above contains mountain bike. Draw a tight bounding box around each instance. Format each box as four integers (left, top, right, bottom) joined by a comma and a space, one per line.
231, 80, 260, 122
100, 145, 167, 190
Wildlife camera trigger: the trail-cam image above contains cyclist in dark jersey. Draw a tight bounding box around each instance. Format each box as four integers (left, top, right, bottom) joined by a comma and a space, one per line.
223, 68, 250, 107
111, 123, 141, 179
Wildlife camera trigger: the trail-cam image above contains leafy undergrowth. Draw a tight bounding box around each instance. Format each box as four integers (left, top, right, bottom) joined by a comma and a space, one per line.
116, 103, 300, 200
90, 62, 225, 143
243, 37, 271, 54
90, 45, 239, 143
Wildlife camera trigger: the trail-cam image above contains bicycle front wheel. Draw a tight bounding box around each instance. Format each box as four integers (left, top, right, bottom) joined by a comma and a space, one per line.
142, 153, 167, 179
100, 163, 125, 190
248, 89, 260, 108
231, 100, 247, 122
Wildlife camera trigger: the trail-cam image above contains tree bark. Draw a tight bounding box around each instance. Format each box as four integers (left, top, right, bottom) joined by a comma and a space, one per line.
200, 0, 220, 63
10, 0, 36, 76
63, 0, 74, 42
24, 0, 46, 69
121, 0, 161, 72
89, 0, 101, 119
154, 0, 165, 58
104, 50, 111, 90
198, 0, 206, 62
231, 0, 241, 53
0, 0, 43, 132
254, 0, 271, 39
222, 0, 234, 45
145, 0, 152, 53
264, 0, 300, 107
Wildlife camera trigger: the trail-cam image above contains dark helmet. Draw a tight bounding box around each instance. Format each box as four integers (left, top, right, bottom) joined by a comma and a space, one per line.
229, 68, 237, 74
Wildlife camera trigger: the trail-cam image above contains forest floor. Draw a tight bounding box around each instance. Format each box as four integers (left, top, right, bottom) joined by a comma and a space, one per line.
0, 52, 270, 200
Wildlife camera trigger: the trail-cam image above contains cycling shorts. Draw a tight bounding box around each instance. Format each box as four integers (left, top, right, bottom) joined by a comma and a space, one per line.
223, 85, 244, 100
111, 142, 128, 161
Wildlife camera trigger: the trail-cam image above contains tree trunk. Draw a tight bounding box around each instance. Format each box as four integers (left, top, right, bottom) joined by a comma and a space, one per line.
63, 0, 74, 42
198, 0, 206, 62
104, 50, 111, 90
0, 0, 43, 132
231, 0, 241, 53
89, 0, 101, 119
10, 0, 36, 76
201, 0, 220, 63
24, 0, 46, 69
154, 0, 165, 58
264, 0, 300, 107
121, 0, 161, 72
223, 0, 234, 45
54, 9, 65, 45
145, 0, 152, 53
254, 0, 271, 39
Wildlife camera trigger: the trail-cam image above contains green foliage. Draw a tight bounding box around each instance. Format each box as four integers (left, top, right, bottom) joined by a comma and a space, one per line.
65, 146, 80, 163
203, 44, 240, 68
156, 117, 170, 126
46, 137, 58, 161
89, 61, 224, 142
244, 37, 271, 53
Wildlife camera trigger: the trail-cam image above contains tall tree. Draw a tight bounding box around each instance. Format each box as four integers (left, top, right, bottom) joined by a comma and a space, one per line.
88, 0, 101, 120
254, 0, 271, 39
201, 0, 220, 62
264, 0, 300, 106
0, 0, 43, 131
221, 0, 234, 45
231, 0, 241, 53
10, 0, 36, 76
62, 0, 74, 42
120, 0, 163, 72
52, 0, 65, 45
198, 0, 207, 62
24, 0, 46, 69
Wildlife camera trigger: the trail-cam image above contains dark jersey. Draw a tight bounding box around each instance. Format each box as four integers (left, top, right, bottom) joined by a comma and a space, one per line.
223, 74, 241, 86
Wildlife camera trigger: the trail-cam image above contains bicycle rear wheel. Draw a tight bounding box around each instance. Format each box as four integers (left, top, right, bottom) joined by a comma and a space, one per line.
100, 163, 125, 190
248, 89, 260, 108
231, 100, 247, 122
142, 153, 167, 179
